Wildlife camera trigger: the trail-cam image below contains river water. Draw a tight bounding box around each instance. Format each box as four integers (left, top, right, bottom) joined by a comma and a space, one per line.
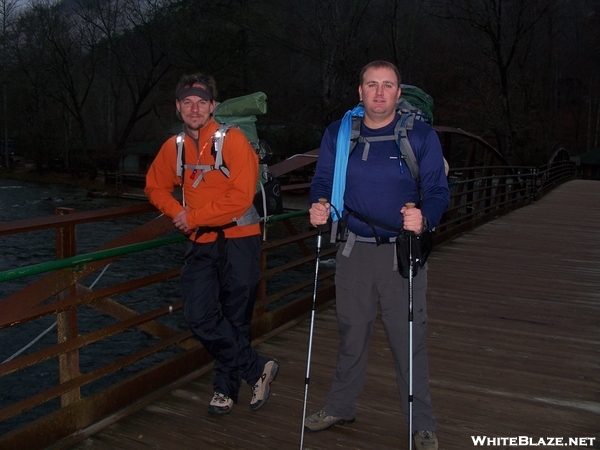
0, 178, 189, 435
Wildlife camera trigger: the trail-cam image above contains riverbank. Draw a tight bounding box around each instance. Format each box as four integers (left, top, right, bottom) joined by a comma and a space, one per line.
0, 167, 310, 208
0, 167, 128, 198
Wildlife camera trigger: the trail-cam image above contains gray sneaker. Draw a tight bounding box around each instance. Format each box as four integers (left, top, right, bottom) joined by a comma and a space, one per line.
208, 392, 233, 415
250, 359, 279, 411
304, 409, 355, 432
413, 430, 438, 450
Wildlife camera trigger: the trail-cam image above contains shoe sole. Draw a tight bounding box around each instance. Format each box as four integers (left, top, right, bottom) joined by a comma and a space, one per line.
208, 405, 233, 415
250, 359, 279, 411
304, 417, 355, 433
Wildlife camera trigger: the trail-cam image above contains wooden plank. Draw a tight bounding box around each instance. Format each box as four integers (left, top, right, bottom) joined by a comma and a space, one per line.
64, 180, 600, 450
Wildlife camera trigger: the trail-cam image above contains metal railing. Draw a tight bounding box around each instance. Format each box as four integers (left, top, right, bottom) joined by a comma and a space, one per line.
0, 155, 577, 449
435, 159, 576, 242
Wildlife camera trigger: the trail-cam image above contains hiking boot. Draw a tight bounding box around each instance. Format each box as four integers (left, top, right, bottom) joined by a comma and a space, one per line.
304, 409, 355, 432
250, 359, 279, 411
413, 430, 438, 450
208, 392, 233, 415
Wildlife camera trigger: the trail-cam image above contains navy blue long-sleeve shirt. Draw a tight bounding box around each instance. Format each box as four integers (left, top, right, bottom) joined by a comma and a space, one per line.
310, 113, 450, 239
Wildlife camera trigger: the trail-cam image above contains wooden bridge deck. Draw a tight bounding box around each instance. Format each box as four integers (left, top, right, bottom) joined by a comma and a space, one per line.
63, 180, 600, 450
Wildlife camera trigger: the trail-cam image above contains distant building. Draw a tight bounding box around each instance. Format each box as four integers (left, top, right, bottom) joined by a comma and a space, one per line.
571, 149, 600, 180
121, 141, 163, 175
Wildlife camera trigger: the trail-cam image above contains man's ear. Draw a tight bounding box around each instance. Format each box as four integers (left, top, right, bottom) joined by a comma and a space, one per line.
175, 100, 182, 121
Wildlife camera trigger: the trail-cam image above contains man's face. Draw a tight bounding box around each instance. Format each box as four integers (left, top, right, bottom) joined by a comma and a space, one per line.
176, 91, 215, 133
358, 66, 401, 122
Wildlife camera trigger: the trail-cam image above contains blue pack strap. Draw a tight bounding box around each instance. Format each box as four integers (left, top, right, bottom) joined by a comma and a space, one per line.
331, 105, 364, 222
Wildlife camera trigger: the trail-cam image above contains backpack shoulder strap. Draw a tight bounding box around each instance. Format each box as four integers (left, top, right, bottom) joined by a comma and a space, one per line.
175, 132, 186, 180
347, 112, 419, 180
396, 113, 420, 185
349, 116, 362, 155
175, 126, 232, 189
351, 116, 402, 161
212, 123, 232, 178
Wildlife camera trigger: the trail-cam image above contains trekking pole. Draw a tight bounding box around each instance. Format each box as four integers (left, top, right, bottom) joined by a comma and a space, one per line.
405, 202, 416, 450
300, 198, 328, 450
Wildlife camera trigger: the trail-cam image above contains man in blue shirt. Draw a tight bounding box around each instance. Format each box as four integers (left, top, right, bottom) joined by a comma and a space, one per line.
306, 60, 449, 450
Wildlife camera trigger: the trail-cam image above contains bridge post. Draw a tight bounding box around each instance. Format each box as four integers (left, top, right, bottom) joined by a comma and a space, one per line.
55, 207, 81, 406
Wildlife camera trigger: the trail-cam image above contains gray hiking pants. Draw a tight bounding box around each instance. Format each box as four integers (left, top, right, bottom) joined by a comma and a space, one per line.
324, 240, 436, 431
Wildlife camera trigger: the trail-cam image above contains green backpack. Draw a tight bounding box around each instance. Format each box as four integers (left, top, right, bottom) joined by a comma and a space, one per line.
397, 84, 434, 125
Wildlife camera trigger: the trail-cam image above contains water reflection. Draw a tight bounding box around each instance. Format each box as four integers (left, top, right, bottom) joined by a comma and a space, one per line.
0, 178, 187, 434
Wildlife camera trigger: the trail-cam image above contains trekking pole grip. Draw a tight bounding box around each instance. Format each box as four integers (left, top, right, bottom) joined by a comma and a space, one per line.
317, 198, 328, 233
404, 202, 416, 235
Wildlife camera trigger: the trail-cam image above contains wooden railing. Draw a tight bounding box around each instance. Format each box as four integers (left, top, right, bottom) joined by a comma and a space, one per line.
0, 205, 338, 450
0, 148, 577, 449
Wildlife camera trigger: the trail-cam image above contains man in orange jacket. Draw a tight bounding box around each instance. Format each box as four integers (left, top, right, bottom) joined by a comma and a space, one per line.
145, 73, 278, 415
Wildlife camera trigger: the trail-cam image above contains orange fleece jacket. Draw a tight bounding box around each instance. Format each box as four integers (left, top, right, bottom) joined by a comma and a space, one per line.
145, 119, 261, 243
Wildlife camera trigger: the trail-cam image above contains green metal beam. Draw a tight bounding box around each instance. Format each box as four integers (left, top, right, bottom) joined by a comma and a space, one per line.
0, 210, 310, 283
0, 235, 186, 283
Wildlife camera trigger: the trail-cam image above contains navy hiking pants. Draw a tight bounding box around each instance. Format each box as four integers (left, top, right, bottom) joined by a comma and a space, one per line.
180, 235, 267, 402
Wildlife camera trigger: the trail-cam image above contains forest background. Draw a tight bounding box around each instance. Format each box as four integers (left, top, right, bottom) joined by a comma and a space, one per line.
0, 0, 598, 174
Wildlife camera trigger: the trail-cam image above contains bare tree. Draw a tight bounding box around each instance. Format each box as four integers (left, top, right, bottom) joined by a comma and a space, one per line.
290, 0, 375, 125
555, 0, 600, 155
433, 0, 552, 162
77, 0, 171, 170
74, 0, 127, 150
0, 0, 19, 169
11, 0, 99, 173
111, 0, 178, 150
3, 0, 597, 171
12, 1, 62, 170
378, 0, 431, 80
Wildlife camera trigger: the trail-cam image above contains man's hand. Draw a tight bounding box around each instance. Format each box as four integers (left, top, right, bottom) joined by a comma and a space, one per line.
309, 200, 330, 228
401, 205, 424, 234
173, 207, 192, 235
